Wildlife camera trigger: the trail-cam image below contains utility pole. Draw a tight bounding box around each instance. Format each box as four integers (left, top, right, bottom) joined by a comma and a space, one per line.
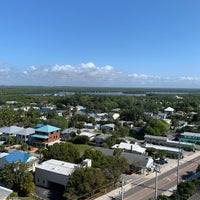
154, 164, 160, 200
120, 178, 125, 200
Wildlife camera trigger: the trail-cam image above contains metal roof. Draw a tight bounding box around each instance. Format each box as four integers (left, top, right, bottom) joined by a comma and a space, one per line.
4, 151, 31, 163
0, 125, 24, 134
36, 125, 60, 133
15, 127, 35, 136
31, 134, 49, 139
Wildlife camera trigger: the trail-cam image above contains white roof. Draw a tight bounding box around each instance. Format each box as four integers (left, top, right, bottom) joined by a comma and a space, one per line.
112, 142, 146, 154
181, 132, 200, 137
145, 143, 180, 153
36, 159, 78, 176
0, 186, 13, 200
80, 131, 96, 138
0, 152, 9, 158
164, 107, 174, 112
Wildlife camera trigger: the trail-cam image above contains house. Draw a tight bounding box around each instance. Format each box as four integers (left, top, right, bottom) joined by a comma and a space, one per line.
164, 107, 175, 114
93, 134, 111, 146
101, 123, 115, 131
79, 131, 96, 141
112, 142, 146, 155
0, 151, 39, 171
31, 125, 61, 148
0, 186, 13, 200
35, 159, 91, 188
95, 147, 154, 175
0, 126, 24, 141
15, 127, 35, 144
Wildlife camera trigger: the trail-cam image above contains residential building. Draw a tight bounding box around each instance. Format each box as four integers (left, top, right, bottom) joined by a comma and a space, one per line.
112, 142, 146, 155
95, 147, 154, 175
0, 151, 39, 171
15, 127, 35, 144
31, 125, 60, 148
0, 126, 24, 141
101, 123, 115, 131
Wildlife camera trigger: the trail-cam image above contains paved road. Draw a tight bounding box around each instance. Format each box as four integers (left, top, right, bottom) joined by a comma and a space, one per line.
122, 155, 200, 200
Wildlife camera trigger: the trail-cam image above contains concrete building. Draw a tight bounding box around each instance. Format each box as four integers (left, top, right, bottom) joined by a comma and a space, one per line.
35, 159, 78, 188
35, 159, 92, 188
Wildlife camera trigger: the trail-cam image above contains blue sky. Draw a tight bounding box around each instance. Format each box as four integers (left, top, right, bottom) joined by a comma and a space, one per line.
0, 0, 200, 88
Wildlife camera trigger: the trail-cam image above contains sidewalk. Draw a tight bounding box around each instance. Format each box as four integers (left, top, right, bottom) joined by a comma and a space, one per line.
94, 150, 200, 200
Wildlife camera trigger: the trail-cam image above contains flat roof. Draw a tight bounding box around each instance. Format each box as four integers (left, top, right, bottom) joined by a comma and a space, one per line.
144, 134, 168, 141
36, 159, 78, 176
181, 132, 200, 137
145, 143, 181, 153
167, 139, 195, 146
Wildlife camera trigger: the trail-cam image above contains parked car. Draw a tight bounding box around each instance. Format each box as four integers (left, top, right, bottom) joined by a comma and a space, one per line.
155, 157, 168, 165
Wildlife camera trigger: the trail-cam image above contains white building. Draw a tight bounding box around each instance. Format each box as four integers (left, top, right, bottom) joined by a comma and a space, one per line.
35, 159, 91, 188
35, 159, 78, 188
112, 142, 146, 155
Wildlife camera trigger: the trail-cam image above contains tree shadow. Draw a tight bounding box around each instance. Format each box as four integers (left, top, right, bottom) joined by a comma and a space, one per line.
181, 170, 196, 180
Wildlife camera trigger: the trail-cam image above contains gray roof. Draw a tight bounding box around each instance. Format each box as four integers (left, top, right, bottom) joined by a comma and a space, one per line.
0, 126, 24, 134
181, 132, 200, 138
15, 127, 35, 136
144, 134, 168, 141
95, 147, 149, 166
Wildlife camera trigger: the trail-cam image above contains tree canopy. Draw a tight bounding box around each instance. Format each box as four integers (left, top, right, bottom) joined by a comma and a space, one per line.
144, 119, 169, 136
42, 142, 80, 163
0, 161, 35, 197
64, 167, 105, 200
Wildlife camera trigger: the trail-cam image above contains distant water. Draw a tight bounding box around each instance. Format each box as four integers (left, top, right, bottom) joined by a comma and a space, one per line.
27, 91, 196, 97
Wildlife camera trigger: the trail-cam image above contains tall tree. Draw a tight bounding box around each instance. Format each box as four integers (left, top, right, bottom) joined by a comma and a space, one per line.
43, 142, 80, 163
144, 119, 169, 136
64, 167, 105, 200
0, 161, 35, 197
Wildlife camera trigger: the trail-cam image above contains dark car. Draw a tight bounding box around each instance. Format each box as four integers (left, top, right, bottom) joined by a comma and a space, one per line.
155, 158, 168, 165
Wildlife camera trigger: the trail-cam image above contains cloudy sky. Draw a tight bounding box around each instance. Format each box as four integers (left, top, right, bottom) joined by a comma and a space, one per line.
0, 0, 200, 88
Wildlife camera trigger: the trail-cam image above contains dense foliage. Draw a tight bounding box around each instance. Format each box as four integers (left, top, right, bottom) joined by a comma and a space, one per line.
42, 142, 80, 163
0, 161, 35, 197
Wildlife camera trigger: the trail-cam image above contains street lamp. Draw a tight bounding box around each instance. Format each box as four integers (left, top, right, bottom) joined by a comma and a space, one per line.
154, 164, 160, 200
120, 178, 125, 200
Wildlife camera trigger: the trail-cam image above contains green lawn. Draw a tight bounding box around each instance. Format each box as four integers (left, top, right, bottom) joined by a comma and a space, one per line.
72, 143, 94, 155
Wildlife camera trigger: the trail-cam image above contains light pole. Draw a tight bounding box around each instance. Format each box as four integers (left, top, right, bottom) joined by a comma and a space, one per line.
154, 164, 160, 200
120, 178, 125, 200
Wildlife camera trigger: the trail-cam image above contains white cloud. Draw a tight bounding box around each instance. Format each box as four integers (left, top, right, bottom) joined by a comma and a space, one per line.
1, 62, 200, 88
